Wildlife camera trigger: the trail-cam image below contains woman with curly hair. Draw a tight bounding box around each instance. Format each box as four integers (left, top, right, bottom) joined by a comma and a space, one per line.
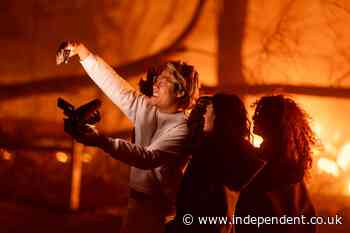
167, 94, 266, 233
235, 95, 317, 233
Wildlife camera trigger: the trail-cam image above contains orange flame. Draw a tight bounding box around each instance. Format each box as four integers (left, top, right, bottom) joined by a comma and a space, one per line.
317, 158, 339, 177
313, 123, 322, 137
337, 143, 350, 171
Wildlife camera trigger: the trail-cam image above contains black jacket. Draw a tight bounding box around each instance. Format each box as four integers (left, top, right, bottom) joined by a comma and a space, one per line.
168, 140, 265, 233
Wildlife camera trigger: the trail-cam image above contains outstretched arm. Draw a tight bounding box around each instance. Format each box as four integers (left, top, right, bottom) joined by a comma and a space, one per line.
101, 127, 188, 169
57, 42, 148, 124
65, 122, 189, 169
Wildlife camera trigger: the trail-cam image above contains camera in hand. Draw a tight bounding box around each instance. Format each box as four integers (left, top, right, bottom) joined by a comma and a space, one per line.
56, 42, 71, 65
57, 98, 102, 129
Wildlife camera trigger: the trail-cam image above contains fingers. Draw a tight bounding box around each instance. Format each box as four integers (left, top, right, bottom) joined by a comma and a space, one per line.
56, 40, 80, 65
79, 124, 97, 135
75, 125, 100, 147
56, 50, 65, 65
86, 111, 101, 124
66, 40, 80, 51
67, 123, 96, 137
64, 118, 100, 146
57, 40, 79, 53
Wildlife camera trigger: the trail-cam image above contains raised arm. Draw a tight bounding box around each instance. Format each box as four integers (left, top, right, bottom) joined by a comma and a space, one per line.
56, 42, 146, 124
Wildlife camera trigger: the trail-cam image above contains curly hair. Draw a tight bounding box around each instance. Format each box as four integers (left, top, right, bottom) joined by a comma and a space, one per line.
139, 61, 199, 110
253, 95, 316, 177
212, 94, 251, 143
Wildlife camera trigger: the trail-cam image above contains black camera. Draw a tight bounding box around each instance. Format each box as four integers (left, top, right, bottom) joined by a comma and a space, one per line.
57, 98, 102, 129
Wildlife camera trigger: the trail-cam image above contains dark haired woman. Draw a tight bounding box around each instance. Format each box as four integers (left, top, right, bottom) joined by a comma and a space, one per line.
168, 94, 266, 233
235, 95, 317, 233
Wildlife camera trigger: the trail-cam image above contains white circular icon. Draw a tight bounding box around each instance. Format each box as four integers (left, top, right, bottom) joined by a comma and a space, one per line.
183, 214, 194, 225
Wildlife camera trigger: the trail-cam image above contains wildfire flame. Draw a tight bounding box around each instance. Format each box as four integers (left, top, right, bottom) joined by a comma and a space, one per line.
317, 158, 340, 177
313, 123, 322, 137
337, 143, 350, 171
312, 120, 350, 196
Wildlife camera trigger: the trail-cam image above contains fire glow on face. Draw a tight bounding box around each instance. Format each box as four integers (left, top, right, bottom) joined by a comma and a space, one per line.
246, 95, 350, 196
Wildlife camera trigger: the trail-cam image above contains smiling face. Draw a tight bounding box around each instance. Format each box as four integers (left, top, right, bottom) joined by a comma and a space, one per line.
149, 68, 181, 113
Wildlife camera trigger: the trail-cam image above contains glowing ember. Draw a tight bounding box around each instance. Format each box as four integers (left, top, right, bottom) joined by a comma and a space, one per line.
337, 143, 350, 171
56, 152, 69, 163
252, 134, 263, 148
317, 158, 339, 177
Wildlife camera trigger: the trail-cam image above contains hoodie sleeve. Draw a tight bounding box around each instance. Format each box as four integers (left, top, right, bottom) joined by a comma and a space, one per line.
101, 124, 188, 169
80, 54, 151, 124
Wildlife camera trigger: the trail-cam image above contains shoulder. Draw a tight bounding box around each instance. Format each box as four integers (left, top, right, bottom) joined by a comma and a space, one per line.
166, 121, 188, 139
134, 95, 157, 115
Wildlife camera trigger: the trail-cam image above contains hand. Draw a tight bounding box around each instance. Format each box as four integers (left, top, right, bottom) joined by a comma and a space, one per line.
64, 119, 104, 147
56, 41, 90, 65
